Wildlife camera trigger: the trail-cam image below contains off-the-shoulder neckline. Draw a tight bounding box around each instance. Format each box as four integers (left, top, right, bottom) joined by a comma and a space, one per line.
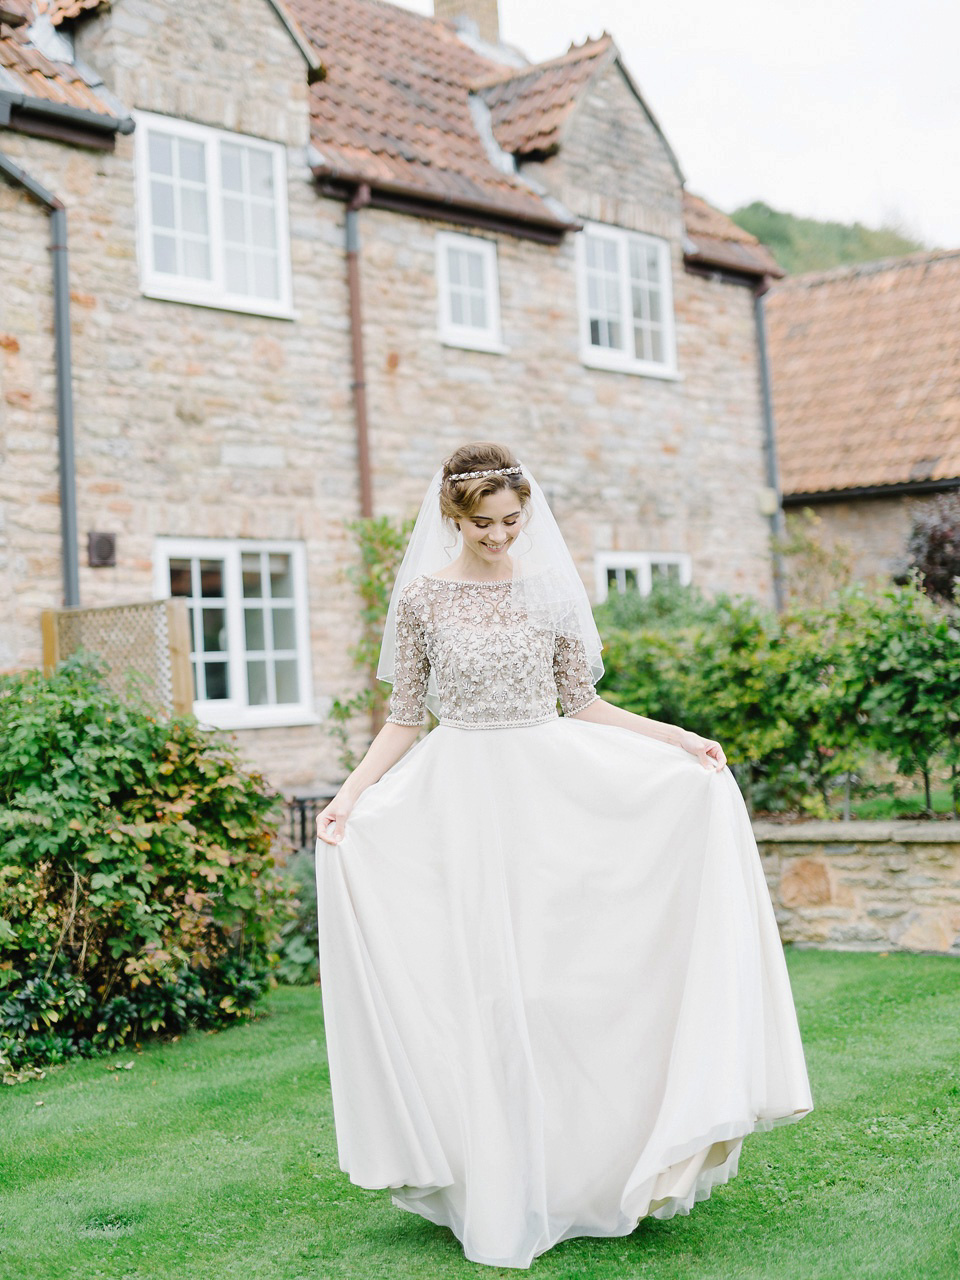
420, 573, 513, 586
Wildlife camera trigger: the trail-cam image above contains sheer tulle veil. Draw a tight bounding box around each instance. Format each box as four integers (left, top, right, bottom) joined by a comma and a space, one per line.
377, 460, 604, 721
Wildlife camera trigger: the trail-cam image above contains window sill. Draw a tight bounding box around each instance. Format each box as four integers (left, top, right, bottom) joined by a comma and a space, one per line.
141, 286, 296, 322
439, 332, 508, 356
580, 348, 681, 381
193, 706, 321, 731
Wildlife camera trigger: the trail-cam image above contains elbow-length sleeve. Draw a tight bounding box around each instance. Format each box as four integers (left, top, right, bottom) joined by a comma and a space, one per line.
553, 631, 600, 717
384, 588, 430, 726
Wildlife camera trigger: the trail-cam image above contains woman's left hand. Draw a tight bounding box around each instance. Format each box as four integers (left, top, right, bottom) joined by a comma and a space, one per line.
676, 728, 727, 772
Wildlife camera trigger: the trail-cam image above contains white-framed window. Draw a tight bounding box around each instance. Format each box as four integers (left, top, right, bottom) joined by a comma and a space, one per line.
134, 111, 293, 317
576, 222, 677, 377
594, 552, 692, 602
153, 538, 315, 729
435, 231, 504, 353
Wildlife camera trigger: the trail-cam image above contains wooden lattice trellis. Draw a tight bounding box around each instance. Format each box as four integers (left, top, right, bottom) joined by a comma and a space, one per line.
41, 599, 193, 716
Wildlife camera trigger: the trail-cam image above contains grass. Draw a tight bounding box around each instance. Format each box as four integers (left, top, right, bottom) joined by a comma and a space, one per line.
2, 951, 959, 1280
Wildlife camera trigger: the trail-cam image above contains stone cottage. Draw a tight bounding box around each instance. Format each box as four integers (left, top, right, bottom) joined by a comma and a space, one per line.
1, 0, 783, 794
765, 249, 960, 583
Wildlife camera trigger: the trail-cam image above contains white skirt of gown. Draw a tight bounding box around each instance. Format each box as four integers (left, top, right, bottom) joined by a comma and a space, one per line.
314, 716, 814, 1269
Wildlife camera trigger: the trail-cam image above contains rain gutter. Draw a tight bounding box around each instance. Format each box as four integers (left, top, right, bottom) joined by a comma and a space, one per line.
346, 183, 373, 519
753, 275, 786, 612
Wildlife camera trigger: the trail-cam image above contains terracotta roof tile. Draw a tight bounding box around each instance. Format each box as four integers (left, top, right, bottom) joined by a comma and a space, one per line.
765, 250, 960, 496
46, 0, 106, 24
0, 15, 116, 116
683, 191, 783, 278
0, 0, 33, 27
476, 34, 613, 157
288, 0, 573, 230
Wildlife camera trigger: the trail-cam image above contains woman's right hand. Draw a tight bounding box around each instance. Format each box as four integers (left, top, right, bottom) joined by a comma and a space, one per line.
316, 790, 356, 845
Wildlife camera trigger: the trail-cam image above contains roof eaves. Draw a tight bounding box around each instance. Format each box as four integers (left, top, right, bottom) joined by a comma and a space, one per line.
311, 159, 579, 242
610, 49, 684, 187
264, 0, 325, 79
0, 87, 133, 141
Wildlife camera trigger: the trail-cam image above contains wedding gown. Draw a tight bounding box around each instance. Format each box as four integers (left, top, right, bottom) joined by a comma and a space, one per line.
314, 573, 814, 1269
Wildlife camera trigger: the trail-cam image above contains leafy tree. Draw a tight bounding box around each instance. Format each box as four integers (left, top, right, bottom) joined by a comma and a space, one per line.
729, 200, 926, 275
326, 513, 417, 772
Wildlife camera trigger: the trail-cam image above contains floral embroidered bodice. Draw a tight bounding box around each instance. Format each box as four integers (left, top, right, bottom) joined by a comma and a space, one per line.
385, 574, 600, 730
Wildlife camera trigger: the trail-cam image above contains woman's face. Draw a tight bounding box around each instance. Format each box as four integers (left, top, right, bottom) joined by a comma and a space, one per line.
459, 487, 523, 566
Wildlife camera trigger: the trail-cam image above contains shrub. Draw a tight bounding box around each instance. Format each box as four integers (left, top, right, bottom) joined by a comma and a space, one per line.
0, 653, 297, 1080
905, 492, 960, 605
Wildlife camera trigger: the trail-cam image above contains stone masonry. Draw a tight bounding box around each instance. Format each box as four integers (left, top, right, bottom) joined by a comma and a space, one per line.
2, 0, 780, 796
754, 820, 960, 954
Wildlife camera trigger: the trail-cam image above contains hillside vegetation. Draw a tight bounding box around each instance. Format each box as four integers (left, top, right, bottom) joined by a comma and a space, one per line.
729, 200, 927, 275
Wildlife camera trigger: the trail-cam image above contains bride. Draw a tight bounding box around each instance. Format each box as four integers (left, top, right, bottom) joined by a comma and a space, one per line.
314, 441, 813, 1270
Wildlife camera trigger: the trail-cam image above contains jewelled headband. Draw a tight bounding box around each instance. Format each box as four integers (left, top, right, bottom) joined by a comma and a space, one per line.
448, 464, 523, 481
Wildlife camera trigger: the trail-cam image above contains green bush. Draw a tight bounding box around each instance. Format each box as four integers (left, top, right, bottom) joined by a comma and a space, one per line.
0, 653, 297, 1081
593, 573, 960, 818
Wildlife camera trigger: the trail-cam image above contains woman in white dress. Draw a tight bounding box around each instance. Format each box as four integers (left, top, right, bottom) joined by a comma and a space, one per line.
315, 441, 814, 1270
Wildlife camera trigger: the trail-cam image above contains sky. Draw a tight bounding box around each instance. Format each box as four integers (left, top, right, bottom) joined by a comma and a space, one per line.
397, 0, 960, 249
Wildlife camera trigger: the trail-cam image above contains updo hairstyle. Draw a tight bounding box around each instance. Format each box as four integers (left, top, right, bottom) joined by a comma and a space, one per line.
439, 442, 531, 533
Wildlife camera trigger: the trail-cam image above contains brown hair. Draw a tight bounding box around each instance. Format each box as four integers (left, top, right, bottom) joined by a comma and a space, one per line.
439, 442, 531, 529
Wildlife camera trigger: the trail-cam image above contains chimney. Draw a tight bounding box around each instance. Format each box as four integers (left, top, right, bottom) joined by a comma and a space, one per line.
433, 0, 500, 46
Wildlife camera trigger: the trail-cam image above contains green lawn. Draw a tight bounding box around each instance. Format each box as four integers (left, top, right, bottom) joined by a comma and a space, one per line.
2, 950, 959, 1280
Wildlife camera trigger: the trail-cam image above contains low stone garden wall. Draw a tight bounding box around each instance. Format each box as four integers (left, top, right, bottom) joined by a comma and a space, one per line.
752, 821, 960, 955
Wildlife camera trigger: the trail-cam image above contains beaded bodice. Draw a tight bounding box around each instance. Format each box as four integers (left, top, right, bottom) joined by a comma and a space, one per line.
385, 574, 600, 730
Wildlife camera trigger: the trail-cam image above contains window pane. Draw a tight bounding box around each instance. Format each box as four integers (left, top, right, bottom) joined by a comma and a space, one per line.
241, 552, 264, 596
268, 553, 293, 598
447, 248, 463, 287
653, 561, 680, 581
223, 196, 246, 242
247, 148, 274, 197
148, 131, 173, 177
623, 567, 639, 591
465, 252, 484, 289
205, 661, 229, 701
242, 552, 262, 597
153, 233, 177, 274
244, 608, 265, 652
646, 245, 660, 278
648, 288, 662, 323
225, 247, 248, 294
201, 607, 226, 653
631, 287, 649, 323
650, 329, 664, 363
199, 560, 223, 598
151, 180, 175, 229
182, 238, 211, 280
246, 660, 268, 705
272, 607, 296, 650
181, 187, 208, 236
606, 320, 621, 349
250, 201, 277, 250
628, 241, 646, 281
606, 566, 618, 588
468, 293, 487, 329
221, 143, 244, 193
274, 659, 299, 704
252, 253, 279, 300
602, 238, 618, 272
178, 139, 206, 183
450, 290, 465, 326
169, 559, 191, 596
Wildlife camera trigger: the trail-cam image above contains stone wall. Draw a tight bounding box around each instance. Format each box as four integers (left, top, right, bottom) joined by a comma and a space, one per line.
0, 0, 363, 794
786, 491, 948, 586
754, 821, 960, 955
